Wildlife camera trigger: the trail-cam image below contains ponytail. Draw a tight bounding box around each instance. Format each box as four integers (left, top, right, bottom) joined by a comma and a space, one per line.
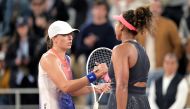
46, 35, 53, 50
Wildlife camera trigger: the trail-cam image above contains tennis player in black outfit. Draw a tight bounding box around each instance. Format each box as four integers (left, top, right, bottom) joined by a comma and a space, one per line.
107, 6, 152, 109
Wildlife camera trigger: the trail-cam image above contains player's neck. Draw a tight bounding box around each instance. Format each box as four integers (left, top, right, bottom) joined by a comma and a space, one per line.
121, 32, 135, 43
52, 46, 66, 57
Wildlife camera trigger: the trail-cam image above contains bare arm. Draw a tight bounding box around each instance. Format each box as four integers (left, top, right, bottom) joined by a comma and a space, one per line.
70, 86, 91, 96
40, 54, 107, 94
112, 45, 130, 109
70, 83, 111, 96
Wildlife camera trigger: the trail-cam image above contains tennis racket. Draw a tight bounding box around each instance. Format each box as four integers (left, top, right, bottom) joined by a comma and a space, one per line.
86, 47, 112, 109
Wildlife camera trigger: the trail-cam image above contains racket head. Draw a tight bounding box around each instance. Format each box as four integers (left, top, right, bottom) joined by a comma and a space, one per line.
86, 47, 112, 75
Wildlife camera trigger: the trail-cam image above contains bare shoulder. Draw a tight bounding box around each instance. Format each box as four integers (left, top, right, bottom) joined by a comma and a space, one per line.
40, 52, 57, 68
112, 43, 132, 56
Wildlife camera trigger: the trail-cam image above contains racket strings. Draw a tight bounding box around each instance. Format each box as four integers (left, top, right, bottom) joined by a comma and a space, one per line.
88, 49, 112, 73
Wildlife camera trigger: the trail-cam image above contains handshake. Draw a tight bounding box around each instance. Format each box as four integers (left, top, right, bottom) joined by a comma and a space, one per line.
92, 62, 111, 82
91, 62, 111, 93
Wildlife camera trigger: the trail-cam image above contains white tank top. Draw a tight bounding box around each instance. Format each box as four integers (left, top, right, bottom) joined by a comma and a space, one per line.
38, 51, 69, 109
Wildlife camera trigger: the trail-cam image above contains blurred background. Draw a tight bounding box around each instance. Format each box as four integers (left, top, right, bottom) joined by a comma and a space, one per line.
0, 0, 190, 109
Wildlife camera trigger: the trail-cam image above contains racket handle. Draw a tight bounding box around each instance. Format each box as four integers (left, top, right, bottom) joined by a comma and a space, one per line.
93, 92, 104, 109
93, 101, 99, 109
103, 73, 111, 82
98, 92, 104, 101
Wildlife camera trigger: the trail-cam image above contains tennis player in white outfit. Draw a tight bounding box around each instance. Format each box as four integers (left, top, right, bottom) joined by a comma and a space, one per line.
38, 21, 110, 109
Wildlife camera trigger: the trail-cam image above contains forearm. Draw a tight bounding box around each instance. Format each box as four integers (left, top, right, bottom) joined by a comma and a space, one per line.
70, 86, 92, 96
116, 85, 128, 109
60, 76, 90, 93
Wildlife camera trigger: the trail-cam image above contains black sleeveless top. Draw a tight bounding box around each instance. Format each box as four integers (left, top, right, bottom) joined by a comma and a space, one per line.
108, 40, 150, 94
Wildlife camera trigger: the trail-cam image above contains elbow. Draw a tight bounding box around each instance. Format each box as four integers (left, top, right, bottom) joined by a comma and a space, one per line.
69, 93, 76, 96
62, 87, 77, 96
60, 85, 71, 93
116, 82, 128, 92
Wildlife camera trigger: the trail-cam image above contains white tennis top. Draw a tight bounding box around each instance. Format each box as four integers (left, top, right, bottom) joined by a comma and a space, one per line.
38, 51, 69, 109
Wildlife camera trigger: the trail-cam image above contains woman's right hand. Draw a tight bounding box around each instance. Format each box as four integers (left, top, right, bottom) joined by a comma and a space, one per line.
93, 63, 108, 78
94, 83, 111, 94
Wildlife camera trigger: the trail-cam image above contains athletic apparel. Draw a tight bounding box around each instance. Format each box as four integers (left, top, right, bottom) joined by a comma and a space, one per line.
38, 50, 75, 109
108, 40, 150, 109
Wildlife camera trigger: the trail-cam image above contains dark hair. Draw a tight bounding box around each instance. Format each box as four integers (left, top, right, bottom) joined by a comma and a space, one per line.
122, 6, 152, 36
46, 35, 53, 50
92, 0, 110, 13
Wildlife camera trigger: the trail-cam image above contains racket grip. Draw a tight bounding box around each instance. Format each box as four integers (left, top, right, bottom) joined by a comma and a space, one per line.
103, 73, 111, 82
87, 72, 97, 83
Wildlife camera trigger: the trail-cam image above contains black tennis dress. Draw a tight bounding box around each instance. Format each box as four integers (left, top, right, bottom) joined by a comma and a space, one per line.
107, 40, 151, 109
